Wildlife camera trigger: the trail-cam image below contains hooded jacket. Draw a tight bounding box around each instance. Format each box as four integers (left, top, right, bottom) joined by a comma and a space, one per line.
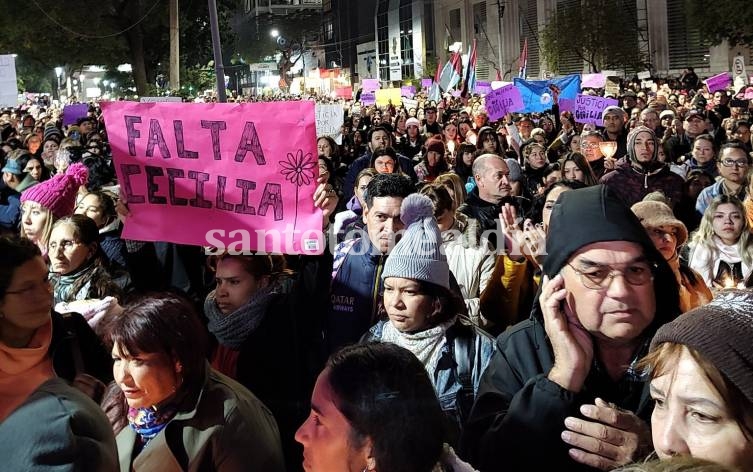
600, 127, 683, 208
462, 185, 681, 471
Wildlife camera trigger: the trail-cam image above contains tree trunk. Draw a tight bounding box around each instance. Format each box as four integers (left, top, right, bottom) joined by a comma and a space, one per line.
121, 1, 149, 96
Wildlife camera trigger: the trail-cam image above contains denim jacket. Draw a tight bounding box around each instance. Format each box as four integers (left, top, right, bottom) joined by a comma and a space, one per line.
364, 318, 495, 446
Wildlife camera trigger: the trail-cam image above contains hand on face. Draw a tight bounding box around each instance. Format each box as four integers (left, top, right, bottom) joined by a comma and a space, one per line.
562, 398, 652, 470
541, 274, 594, 393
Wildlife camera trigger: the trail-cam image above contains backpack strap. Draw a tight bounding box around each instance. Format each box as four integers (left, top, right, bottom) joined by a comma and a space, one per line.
451, 326, 475, 393
331, 238, 358, 281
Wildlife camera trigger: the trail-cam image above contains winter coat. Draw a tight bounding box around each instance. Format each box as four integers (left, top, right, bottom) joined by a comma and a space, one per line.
363, 319, 495, 447
114, 367, 285, 472
0, 377, 118, 471
51, 310, 113, 387
326, 237, 387, 354
457, 190, 529, 251
478, 256, 538, 335
695, 180, 748, 217
462, 276, 680, 470
600, 157, 684, 209
0, 174, 36, 233
442, 214, 495, 325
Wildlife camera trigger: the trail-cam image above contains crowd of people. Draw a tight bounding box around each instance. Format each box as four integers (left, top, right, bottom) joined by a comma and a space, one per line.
1, 70, 753, 472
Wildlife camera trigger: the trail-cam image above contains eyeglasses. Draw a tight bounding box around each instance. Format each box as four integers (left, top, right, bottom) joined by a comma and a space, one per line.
48, 239, 81, 253
720, 159, 749, 168
580, 143, 600, 149
567, 262, 655, 291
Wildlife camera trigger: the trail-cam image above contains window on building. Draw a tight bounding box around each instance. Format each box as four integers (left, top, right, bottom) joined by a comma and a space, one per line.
520, 1, 540, 77
449, 8, 461, 48
472, 2, 489, 80
424, 2, 435, 58
324, 18, 334, 40
667, 0, 709, 70
400, 0, 414, 78
377, 0, 390, 81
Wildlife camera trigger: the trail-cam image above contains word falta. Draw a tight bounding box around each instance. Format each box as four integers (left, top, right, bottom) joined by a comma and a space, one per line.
119, 116, 284, 219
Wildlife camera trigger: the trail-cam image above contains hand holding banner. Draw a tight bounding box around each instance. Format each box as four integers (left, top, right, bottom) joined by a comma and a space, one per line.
573, 94, 619, 126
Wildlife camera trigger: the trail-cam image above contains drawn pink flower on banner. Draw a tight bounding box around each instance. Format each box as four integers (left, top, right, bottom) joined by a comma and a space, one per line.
280, 149, 316, 187
279, 149, 316, 232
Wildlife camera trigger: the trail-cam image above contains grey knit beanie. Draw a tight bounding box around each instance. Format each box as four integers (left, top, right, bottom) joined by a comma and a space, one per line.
651, 289, 753, 405
381, 193, 450, 290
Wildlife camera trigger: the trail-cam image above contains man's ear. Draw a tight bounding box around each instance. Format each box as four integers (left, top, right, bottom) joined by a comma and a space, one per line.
362, 203, 370, 225
362, 437, 376, 472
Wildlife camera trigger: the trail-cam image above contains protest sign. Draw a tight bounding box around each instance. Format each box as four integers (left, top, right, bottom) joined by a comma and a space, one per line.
101, 101, 322, 254
316, 104, 344, 144
334, 86, 353, 99
637, 71, 652, 80
402, 98, 418, 112
604, 78, 620, 97
475, 81, 492, 95
581, 73, 606, 89
362, 78, 380, 93
0, 55, 17, 107
361, 92, 376, 106
485, 84, 524, 120
63, 104, 90, 126
421, 78, 432, 89
514, 75, 581, 113
573, 94, 618, 126
705, 72, 731, 93
400, 85, 416, 98
375, 88, 402, 107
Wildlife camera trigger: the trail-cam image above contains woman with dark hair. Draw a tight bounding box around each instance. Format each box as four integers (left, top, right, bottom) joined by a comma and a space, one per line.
48, 214, 125, 307
476, 126, 501, 155
296, 342, 474, 472
0, 235, 116, 470
453, 143, 477, 185
641, 289, 753, 470
103, 294, 285, 471
204, 253, 318, 470
362, 194, 494, 445
317, 136, 339, 163
560, 152, 599, 186
344, 129, 367, 166
520, 141, 552, 197
20, 154, 51, 182
369, 147, 401, 175
75, 191, 127, 270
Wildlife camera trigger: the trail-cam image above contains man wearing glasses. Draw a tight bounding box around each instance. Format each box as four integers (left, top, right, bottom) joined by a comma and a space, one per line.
464, 185, 680, 471
695, 141, 750, 216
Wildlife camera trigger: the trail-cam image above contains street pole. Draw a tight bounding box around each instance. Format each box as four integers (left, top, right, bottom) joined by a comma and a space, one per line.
170, 0, 180, 91
208, 0, 227, 102
497, 0, 505, 78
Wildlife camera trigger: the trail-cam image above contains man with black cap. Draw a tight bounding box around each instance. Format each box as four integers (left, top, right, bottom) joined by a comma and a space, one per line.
600, 126, 684, 209
462, 185, 680, 471
665, 109, 706, 161
423, 105, 442, 136
0, 156, 38, 233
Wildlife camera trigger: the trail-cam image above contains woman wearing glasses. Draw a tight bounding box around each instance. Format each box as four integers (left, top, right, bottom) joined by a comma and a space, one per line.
0, 236, 116, 470
695, 142, 750, 217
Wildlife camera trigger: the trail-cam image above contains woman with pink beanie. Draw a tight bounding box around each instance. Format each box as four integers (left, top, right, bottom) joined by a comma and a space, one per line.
19, 163, 88, 256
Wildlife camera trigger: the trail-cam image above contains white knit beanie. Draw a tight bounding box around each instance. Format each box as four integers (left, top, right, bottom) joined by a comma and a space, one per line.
381, 194, 450, 290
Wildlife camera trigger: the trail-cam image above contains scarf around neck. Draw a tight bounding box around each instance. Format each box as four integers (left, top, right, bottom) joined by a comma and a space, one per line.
127, 402, 178, 445
380, 317, 456, 386
204, 283, 278, 349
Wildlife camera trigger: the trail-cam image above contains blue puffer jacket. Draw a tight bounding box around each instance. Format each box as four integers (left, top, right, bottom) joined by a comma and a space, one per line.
326, 237, 387, 354
363, 318, 495, 447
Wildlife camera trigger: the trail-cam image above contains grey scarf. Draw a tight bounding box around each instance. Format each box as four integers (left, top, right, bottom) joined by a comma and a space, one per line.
204, 285, 277, 349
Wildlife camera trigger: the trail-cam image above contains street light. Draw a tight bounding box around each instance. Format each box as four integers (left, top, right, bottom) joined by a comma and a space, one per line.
270, 29, 279, 38
79, 74, 85, 95
54, 67, 63, 99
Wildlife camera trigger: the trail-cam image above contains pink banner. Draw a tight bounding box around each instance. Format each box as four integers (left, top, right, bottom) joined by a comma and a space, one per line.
63, 104, 89, 126
421, 78, 433, 89
573, 94, 619, 127
361, 92, 376, 106
362, 79, 380, 93
705, 72, 732, 93
101, 101, 323, 254
335, 86, 353, 99
475, 81, 492, 96
485, 84, 524, 121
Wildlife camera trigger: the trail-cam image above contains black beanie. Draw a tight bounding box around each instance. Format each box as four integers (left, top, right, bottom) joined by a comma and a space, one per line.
651, 289, 753, 406
543, 185, 662, 278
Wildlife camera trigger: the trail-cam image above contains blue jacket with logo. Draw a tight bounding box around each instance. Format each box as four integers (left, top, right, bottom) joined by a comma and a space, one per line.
326, 237, 387, 354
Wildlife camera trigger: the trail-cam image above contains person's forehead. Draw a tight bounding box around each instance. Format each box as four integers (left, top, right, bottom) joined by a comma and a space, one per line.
634, 131, 654, 140
721, 148, 747, 159
372, 131, 389, 138
370, 196, 403, 211
569, 240, 646, 264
